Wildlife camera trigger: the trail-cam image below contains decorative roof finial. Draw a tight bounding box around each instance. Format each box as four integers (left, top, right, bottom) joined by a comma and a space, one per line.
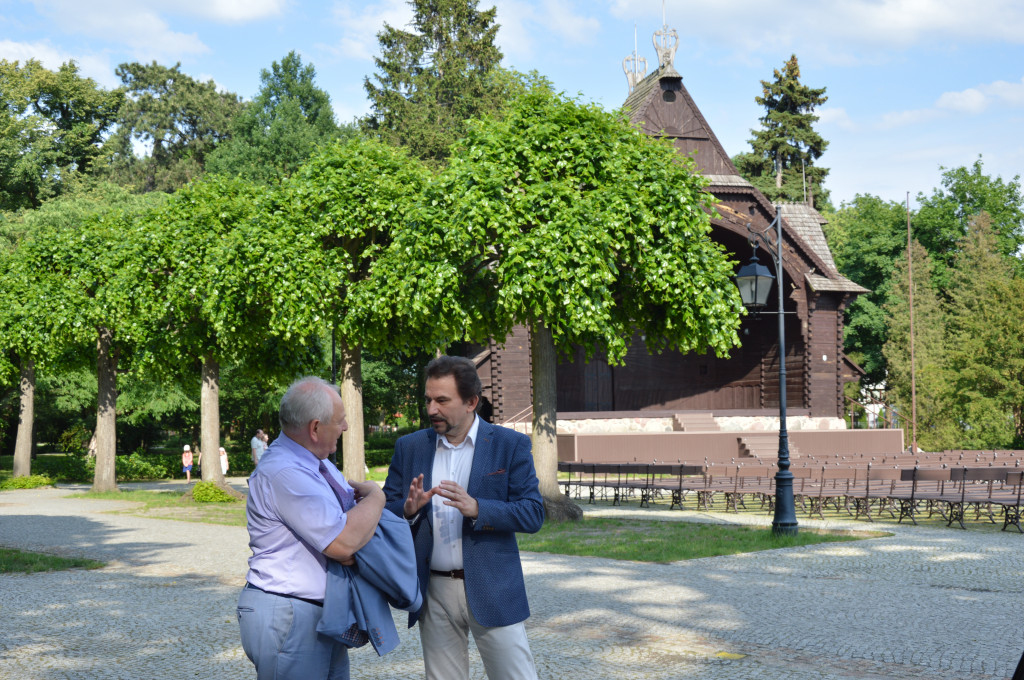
653, 0, 678, 71
622, 23, 647, 94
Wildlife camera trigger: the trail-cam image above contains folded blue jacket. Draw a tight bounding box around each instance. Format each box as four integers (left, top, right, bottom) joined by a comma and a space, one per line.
316, 508, 422, 656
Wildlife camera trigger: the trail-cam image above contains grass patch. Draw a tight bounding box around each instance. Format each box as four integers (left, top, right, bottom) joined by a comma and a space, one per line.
68, 489, 247, 526
0, 547, 105, 573
518, 517, 885, 563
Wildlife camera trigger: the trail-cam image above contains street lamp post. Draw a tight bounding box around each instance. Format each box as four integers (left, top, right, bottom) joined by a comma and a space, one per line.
734, 206, 798, 536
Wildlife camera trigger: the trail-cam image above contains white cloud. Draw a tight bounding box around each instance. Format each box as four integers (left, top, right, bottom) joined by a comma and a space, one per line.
0, 39, 68, 68
877, 107, 941, 130
936, 88, 988, 114
0, 40, 117, 87
978, 77, 1024, 108
608, 0, 1024, 64
817, 106, 858, 132
329, 0, 412, 62
28, 0, 209, 59
493, 0, 601, 63
171, 0, 286, 23
935, 77, 1024, 115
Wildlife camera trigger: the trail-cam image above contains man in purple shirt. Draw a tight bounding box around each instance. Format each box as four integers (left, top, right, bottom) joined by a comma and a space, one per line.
238, 376, 384, 679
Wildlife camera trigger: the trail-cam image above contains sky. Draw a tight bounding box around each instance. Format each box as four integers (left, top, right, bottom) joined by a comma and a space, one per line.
3, 0, 1023, 208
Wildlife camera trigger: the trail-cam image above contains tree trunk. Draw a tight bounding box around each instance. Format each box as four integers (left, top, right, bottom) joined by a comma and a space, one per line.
93, 327, 118, 493
530, 322, 582, 522
12, 358, 35, 478
200, 353, 223, 484
340, 339, 365, 483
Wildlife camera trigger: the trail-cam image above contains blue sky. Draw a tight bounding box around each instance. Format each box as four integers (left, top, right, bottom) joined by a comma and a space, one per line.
3, 0, 1023, 207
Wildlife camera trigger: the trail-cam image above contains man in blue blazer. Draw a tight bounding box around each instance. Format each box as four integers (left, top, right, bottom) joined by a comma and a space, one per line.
383, 355, 545, 680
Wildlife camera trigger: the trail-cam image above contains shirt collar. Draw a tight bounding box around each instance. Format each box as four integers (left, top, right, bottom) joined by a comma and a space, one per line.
274, 431, 322, 470
437, 414, 480, 451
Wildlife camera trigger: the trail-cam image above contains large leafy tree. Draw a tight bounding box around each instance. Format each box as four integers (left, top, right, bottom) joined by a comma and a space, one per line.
217, 136, 429, 481
361, 84, 744, 519
13, 189, 162, 490
362, 0, 511, 165
207, 51, 345, 184
915, 157, 1024, 283
103, 62, 242, 193
137, 174, 278, 489
0, 184, 158, 478
0, 59, 122, 210
823, 195, 909, 385
733, 54, 830, 209
945, 214, 1024, 447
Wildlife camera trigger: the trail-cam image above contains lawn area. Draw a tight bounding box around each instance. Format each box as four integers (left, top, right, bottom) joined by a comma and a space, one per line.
68, 489, 247, 526
517, 516, 883, 562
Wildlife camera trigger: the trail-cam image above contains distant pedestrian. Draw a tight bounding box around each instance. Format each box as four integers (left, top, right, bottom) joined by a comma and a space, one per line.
182, 445, 193, 483
220, 447, 229, 476
250, 429, 267, 466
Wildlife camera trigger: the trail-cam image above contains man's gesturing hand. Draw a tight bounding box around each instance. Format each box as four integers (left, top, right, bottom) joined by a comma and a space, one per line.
404, 473, 435, 519
435, 480, 479, 519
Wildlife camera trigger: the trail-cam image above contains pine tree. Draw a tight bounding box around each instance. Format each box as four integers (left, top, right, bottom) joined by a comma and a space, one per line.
362, 0, 511, 166
733, 55, 829, 209
945, 213, 1024, 447
882, 240, 958, 451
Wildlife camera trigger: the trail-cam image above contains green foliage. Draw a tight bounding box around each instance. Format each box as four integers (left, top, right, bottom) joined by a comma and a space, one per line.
361, 354, 419, 430
207, 51, 344, 185
57, 424, 91, 454
914, 157, 1024, 282
733, 54, 830, 209
103, 61, 242, 193
192, 480, 239, 503
0, 474, 53, 490
824, 195, 909, 384
362, 0, 513, 165
115, 451, 174, 481
944, 215, 1024, 447
883, 241, 959, 450
0, 59, 122, 210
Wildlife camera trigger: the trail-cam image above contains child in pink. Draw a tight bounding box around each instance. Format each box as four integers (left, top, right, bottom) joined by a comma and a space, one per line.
182, 445, 194, 482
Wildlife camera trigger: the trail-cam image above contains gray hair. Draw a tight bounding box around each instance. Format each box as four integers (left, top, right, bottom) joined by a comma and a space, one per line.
279, 376, 338, 430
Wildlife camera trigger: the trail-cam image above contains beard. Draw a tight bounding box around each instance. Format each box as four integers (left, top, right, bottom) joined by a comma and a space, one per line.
429, 416, 453, 434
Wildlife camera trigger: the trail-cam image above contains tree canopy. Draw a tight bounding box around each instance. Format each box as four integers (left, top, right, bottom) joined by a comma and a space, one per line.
361, 82, 744, 515
733, 54, 830, 209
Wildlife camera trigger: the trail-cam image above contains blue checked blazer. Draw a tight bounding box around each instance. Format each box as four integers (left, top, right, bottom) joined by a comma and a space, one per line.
382, 420, 545, 629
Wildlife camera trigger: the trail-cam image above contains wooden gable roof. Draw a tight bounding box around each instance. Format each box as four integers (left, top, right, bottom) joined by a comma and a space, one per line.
622, 65, 867, 298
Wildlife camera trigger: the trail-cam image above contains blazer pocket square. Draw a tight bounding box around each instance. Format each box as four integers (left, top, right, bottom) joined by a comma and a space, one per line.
485, 469, 506, 476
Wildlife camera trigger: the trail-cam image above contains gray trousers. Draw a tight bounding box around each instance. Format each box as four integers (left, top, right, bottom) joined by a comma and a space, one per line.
237, 584, 349, 680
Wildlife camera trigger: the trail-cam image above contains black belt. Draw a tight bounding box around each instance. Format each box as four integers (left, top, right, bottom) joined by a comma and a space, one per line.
245, 582, 323, 607
431, 568, 465, 580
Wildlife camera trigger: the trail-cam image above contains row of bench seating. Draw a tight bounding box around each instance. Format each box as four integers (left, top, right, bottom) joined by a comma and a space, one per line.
557, 461, 1024, 532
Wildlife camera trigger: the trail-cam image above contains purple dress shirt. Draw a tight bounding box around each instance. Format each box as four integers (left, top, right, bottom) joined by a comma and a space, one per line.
245, 433, 354, 601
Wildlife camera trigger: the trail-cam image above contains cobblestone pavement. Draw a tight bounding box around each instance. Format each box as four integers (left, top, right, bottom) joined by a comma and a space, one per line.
0, 481, 1022, 679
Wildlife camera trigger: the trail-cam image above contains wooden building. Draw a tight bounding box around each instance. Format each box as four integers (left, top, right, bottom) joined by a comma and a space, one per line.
471, 33, 868, 439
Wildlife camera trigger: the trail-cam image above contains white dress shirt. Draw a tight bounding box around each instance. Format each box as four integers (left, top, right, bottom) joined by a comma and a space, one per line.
429, 415, 480, 571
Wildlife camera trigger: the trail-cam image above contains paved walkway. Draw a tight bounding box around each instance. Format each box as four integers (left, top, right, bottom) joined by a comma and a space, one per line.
0, 480, 1021, 679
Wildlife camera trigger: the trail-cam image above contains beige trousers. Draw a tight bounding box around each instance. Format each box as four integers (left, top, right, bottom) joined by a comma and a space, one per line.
420, 575, 538, 680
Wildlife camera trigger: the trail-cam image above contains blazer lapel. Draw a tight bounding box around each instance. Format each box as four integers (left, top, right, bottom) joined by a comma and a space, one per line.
467, 419, 493, 496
